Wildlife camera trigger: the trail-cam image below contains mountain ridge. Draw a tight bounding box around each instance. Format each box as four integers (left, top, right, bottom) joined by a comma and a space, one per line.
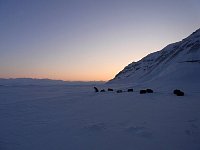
108, 28, 200, 90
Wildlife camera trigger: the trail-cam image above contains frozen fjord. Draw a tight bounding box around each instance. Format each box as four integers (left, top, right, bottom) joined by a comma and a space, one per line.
0, 84, 200, 150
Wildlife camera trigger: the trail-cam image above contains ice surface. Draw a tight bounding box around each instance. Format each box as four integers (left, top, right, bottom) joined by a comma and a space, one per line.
0, 84, 200, 150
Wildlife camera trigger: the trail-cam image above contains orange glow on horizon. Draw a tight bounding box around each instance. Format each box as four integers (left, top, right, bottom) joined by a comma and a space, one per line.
0, 67, 121, 82
0, 74, 111, 82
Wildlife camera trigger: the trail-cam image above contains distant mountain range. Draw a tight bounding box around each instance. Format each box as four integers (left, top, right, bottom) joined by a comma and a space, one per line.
109, 28, 200, 90
0, 78, 104, 86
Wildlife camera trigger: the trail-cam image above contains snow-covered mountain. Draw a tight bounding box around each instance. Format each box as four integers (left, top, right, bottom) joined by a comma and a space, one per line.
109, 28, 200, 90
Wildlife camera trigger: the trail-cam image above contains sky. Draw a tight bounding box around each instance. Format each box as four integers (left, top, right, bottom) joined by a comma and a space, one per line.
0, 0, 200, 81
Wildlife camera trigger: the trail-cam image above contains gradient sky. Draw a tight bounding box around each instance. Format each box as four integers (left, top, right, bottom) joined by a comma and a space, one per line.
0, 0, 200, 81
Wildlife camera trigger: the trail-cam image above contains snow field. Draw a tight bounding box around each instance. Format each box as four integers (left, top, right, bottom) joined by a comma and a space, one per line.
0, 84, 200, 150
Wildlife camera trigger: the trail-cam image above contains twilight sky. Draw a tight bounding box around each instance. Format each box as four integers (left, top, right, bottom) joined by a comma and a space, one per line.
0, 0, 200, 81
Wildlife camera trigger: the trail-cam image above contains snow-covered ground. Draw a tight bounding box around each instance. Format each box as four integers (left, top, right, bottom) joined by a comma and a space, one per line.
0, 84, 200, 150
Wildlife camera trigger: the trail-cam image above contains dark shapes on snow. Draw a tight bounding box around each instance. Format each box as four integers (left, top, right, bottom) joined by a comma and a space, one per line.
117, 90, 123, 93
183, 60, 200, 63
188, 42, 200, 53
146, 89, 153, 93
135, 67, 140, 71
173, 89, 184, 96
100, 89, 106, 92
186, 43, 194, 48
173, 89, 180, 94
177, 91, 184, 96
140, 90, 147, 94
140, 89, 153, 94
127, 89, 133, 92
94, 87, 99, 92
108, 88, 114, 91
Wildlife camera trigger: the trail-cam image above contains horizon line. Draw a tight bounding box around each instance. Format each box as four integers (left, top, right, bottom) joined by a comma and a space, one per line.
0, 77, 107, 83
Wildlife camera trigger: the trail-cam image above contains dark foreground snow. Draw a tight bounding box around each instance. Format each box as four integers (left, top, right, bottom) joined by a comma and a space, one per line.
0, 84, 200, 150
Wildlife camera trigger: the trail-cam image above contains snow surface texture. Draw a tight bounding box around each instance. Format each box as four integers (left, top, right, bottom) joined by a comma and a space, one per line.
109, 28, 200, 91
0, 84, 200, 150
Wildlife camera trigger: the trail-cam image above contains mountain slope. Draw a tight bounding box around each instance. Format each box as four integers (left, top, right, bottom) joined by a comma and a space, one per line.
108, 28, 200, 90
